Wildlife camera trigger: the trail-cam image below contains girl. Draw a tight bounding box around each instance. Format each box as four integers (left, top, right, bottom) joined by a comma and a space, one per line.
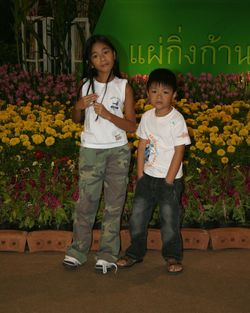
63, 34, 136, 274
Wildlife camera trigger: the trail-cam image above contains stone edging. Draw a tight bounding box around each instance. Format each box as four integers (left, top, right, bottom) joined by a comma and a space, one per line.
0, 228, 250, 253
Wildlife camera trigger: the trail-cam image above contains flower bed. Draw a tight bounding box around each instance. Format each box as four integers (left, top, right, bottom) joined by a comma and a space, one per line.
0, 65, 249, 230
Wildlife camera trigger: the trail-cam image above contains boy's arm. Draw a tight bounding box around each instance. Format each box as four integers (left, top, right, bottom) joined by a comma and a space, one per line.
137, 138, 148, 179
165, 144, 185, 184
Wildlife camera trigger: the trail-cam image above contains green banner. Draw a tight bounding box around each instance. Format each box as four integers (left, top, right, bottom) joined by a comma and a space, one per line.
94, 0, 250, 75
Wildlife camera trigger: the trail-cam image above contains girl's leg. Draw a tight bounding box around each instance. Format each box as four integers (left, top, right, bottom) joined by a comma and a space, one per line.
125, 174, 157, 261
96, 144, 131, 262
66, 147, 105, 264
158, 178, 184, 262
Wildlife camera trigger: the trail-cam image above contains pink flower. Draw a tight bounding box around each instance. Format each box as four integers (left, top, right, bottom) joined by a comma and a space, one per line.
72, 190, 79, 201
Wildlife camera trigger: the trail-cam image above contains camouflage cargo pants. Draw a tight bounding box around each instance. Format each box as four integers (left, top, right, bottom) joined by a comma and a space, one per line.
66, 144, 131, 264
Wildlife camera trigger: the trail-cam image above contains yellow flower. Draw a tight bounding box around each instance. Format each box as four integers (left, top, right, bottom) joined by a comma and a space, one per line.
21, 106, 32, 115
239, 128, 248, 136
133, 139, 139, 148
46, 127, 57, 136
197, 125, 207, 133
45, 136, 55, 146
27, 145, 34, 150
221, 157, 229, 164
9, 137, 20, 146
222, 115, 232, 122
227, 145, 236, 153
214, 105, 222, 111
200, 103, 208, 110
27, 113, 37, 121
144, 104, 153, 111
55, 113, 65, 121
61, 132, 72, 139
217, 149, 226, 156
2, 137, 10, 144
204, 146, 212, 154
210, 126, 219, 133
195, 141, 205, 150
183, 107, 191, 114
32, 134, 44, 145
22, 140, 31, 147
62, 125, 71, 133
20, 134, 29, 142
128, 142, 134, 149
200, 159, 206, 165
136, 99, 146, 109
54, 119, 64, 127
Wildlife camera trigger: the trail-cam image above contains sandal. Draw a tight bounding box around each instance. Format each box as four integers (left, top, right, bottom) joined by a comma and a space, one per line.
167, 259, 183, 275
116, 255, 142, 268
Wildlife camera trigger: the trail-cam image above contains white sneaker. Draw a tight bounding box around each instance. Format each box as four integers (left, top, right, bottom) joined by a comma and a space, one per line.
95, 259, 118, 274
63, 255, 81, 268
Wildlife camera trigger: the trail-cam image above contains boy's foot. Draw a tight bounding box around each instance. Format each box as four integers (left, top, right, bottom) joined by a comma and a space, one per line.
95, 259, 118, 274
116, 255, 142, 268
63, 255, 81, 269
167, 258, 183, 275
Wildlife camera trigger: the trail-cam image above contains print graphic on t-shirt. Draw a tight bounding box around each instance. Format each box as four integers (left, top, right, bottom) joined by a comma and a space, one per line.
110, 97, 120, 110
144, 135, 157, 166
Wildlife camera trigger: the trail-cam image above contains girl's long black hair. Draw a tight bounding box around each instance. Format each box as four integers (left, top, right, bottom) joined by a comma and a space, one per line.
77, 34, 121, 100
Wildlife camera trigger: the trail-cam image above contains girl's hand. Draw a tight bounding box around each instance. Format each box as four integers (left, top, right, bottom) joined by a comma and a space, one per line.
75, 93, 98, 111
93, 103, 112, 120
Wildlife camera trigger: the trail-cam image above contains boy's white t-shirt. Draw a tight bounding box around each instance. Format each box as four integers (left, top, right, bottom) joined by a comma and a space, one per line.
80, 77, 128, 149
136, 107, 191, 178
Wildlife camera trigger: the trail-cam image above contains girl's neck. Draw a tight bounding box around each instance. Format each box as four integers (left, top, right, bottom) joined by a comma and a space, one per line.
95, 72, 115, 83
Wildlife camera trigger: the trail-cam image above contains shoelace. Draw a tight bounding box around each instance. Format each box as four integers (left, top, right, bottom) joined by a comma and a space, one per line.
102, 262, 118, 274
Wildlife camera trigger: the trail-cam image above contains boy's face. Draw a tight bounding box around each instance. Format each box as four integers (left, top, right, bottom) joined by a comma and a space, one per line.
147, 83, 176, 115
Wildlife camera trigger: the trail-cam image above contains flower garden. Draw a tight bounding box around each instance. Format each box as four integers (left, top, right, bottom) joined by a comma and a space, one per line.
0, 64, 249, 230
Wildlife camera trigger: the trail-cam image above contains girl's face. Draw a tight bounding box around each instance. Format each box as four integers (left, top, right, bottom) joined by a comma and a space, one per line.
90, 41, 115, 74
147, 83, 176, 115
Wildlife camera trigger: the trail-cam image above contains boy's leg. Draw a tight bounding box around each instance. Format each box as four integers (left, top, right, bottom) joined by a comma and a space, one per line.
158, 178, 184, 263
96, 144, 131, 262
65, 147, 105, 265
125, 174, 157, 261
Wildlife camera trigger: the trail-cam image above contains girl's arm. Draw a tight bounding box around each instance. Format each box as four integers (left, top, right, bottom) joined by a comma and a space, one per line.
165, 144, 185, 184
93, 83, 137, 132
72, 93, 98, 124
137, 138, 148, 178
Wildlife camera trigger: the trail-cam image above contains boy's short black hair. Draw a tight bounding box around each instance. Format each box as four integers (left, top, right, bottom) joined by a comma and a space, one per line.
146, 68, 177, 92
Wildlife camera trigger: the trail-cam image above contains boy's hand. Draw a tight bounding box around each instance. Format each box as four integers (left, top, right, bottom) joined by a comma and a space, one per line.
165, 179, 174, 185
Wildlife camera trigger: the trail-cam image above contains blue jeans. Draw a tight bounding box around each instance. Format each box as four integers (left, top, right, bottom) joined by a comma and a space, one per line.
126, 173, 184, 262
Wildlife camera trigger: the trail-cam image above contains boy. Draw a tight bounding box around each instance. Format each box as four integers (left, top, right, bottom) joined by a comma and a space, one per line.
116, 68, 191, 274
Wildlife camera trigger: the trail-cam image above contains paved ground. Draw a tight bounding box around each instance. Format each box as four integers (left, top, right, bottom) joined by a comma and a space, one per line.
1, 249, 250, 313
